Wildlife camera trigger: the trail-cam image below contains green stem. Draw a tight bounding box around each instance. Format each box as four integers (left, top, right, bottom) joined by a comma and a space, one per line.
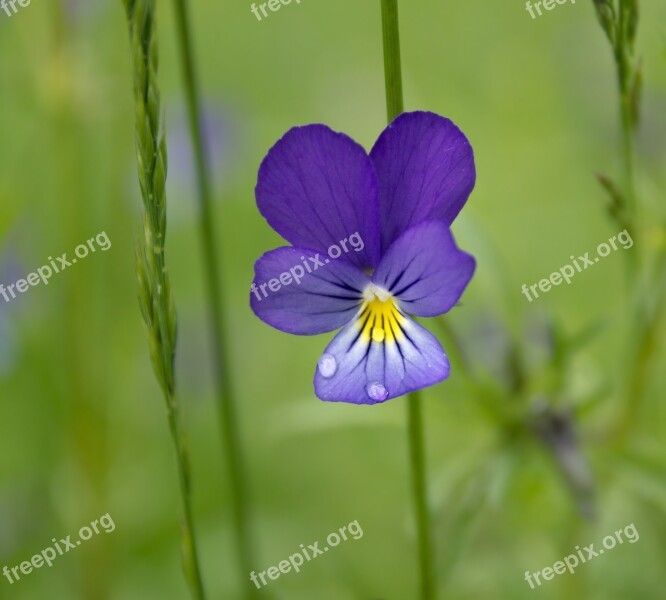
617, 252, 666, 444
381, 2, 435, 598
619, 95, 635, 216
381, 0, 404, 120
171, 0, 257, 594
407, 392, 436, 600
167, 393, 207, 600
616, 1, 636, 213
122, 1, 207, 596
611, 0, 658, 442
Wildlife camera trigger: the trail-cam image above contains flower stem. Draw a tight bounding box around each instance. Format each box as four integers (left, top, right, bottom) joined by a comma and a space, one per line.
170, 0, 257, 594
381, 0, 404, 120
407, 392, 436, 600
380, 2, 436, 598
121, 1, 206, 597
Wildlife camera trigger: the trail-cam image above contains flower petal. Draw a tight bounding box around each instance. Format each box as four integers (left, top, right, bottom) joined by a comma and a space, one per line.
256, 125, 381, 269
314, 300, 450, 404
251, 246, 369, 335
369, 111, 476, 250
371, 221, 475, 317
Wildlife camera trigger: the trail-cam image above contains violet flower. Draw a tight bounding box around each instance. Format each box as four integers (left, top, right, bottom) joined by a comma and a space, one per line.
250, 111, 476, 404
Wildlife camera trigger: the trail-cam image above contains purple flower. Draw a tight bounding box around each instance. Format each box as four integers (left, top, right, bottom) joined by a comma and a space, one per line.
250, 111, 476, 404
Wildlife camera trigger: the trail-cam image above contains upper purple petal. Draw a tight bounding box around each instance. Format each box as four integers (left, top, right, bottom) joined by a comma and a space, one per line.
250, 246, 369, 335
372, 221, 475, 317
369, 111, 476, 251
256, 125, 381, 269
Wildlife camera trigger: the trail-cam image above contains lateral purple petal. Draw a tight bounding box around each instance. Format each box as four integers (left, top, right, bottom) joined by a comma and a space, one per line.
250, 246, 369, 335
314, 310, 450, 404
372, 221, 476, 317
369, 111, 476, 250
256, 125, 382, 269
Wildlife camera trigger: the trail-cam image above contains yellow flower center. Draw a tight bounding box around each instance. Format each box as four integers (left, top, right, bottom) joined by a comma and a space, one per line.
358, 285, 405, 344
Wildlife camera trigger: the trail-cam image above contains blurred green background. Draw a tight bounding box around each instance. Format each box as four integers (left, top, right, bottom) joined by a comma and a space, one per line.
1, 0, 665, 598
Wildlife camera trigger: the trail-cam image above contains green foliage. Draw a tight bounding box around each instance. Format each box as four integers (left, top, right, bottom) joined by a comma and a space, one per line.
0, 1, 664, 599
122, 1, 205, 598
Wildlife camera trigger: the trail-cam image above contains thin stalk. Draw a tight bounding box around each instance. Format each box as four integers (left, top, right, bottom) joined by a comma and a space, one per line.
593, 1, 659, 443
602, 0, 662, 443
381, 2, 436, 598
616, 1, 637, 218
170, 0, 257, 593
166, 391, 207, 600
617, 251, 666, 443
593, 0, 639, 265
407, 392, 436, 600
614, 1, 645, 429
381, 0, 404, 122
121, 1, 206, 597
619, 94, 636, 218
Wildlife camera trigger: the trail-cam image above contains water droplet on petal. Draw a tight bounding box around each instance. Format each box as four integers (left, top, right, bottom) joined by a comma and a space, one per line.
366, 381, 389, 402
318, 354, 337, 378
372, 327, 385, 343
